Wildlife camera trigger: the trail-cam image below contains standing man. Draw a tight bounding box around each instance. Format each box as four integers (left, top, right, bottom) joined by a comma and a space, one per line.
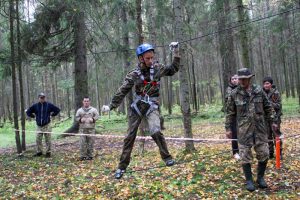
225, 68, 278, 192
109, 42, 180, 179
26, 93, 60, 157
262, 76, 282, 159
224, 74, 240, 160
75, 97, 99, 161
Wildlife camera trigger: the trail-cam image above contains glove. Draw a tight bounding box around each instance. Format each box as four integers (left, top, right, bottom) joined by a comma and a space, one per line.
226, 131, 232, 139
169, 42, 179, 51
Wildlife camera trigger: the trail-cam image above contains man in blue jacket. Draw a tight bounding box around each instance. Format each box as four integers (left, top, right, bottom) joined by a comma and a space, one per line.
26, 93, 60, 157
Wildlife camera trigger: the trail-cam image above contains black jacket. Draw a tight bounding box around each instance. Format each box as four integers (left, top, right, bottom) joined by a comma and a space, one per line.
26, 102, 60, 126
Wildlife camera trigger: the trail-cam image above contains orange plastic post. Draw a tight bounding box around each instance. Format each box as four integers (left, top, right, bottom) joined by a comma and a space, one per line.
275, 136, 281, 169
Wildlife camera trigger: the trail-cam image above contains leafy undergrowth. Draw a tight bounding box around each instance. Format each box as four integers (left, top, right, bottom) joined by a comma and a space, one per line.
0, 119, 300, 199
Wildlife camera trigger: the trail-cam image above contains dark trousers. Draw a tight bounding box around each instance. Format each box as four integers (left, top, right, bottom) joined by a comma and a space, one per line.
231, 119, 239, 155
268, 121, 282, 156
118, 109, 172, 170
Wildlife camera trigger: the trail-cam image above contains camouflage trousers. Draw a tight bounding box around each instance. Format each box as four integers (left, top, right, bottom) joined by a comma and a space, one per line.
36, 124, 52, 153
118, 109, 172, 170
239, 142, 269, 164
79, 128, 95, 158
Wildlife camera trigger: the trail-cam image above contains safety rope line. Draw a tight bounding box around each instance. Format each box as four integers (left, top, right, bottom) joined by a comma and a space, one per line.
13, 129, 299, 142
13, 129, 238, 142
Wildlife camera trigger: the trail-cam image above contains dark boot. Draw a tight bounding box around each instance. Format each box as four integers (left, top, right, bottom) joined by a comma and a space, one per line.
115, 169, 125, 179
45, 152, 51, 158
257, 160, 268, 188
242, 163, 255, 192
165, 159, 175, 166
79, 157, 86, 161
33, 152, 43, 157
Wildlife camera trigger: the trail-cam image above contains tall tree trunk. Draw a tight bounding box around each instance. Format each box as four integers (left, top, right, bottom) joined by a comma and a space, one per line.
236, 0, 251, 68
136, 0, 143, 44
258, 34, 265, 78
217, 0, 237, 101
121, 2, 132, 116
16, 0, 26, 151
168, 51, 173, 115
65, 63, 71, 118
190, 53, 198, 113
292, 10, 300, 105
280, 31, 289, 98
135, 0, 146, 155
174, 0, 195, 152
95, 62, 101, 113
64, 11, 88, 134
9, 0, 22, 155
285, 13, 296, 98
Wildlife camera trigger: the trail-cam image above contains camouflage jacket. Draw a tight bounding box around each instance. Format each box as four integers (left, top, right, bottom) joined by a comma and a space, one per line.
263, 86, 282, 118
224, 83, 237, 113
75, 106, 99, 129
225, 84, 277, 145
109, 57, 180, 110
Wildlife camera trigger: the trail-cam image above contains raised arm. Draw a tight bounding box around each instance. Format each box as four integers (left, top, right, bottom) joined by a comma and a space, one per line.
158, 45, 180, 77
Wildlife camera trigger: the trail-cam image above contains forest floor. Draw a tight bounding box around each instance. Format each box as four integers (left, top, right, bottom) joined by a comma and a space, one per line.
0, 114, 300, 199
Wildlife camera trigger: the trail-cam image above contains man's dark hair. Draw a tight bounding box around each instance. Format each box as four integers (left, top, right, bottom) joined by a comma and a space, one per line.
83, 96, 90, 100
263, 76, 273, 85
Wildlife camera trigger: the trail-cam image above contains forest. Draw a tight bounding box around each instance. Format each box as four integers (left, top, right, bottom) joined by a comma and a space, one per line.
0, 0, 300, 199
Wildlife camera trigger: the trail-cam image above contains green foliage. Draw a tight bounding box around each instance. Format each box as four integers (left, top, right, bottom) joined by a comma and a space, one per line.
282, 96, 300, 116
57, 78, 74, 90
22, 0, 76, 66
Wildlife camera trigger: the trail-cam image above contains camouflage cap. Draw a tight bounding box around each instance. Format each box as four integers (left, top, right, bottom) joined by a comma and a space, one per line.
237, 68, 255, 79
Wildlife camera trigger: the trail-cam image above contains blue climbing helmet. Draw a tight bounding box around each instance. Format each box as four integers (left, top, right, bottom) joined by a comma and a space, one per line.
136, 43, 155, 57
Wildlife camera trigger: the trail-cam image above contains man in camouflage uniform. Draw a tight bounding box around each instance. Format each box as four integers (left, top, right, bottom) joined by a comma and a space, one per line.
262, 76, 282, 159
224, 74, 240, 160
109, 42, 180, 179
75, 97, 99, 160
26, 93, 60, 158
225, 68, 278, 192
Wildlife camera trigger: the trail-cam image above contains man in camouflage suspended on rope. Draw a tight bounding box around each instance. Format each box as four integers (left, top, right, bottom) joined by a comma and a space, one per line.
109, 42, 180, 179
225, 68, 278, 192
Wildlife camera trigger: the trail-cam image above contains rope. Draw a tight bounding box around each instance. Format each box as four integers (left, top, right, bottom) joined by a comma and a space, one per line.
13, 129, 238, 142
13, 129, 300, 143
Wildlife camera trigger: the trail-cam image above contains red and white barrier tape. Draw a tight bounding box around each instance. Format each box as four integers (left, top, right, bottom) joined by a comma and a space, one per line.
14, 129, 238, 142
